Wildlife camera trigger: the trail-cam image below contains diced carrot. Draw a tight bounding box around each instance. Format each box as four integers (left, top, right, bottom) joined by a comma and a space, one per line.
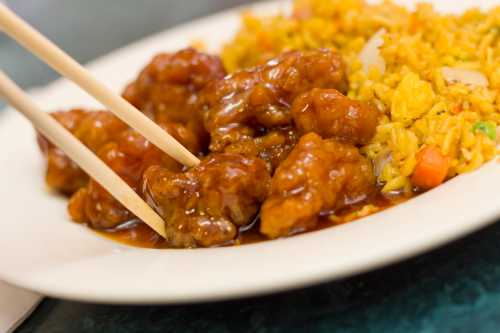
451, 103, 462, 114
411, 146, 449, 190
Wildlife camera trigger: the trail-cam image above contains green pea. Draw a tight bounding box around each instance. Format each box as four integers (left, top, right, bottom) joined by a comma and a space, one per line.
472, 121, 496, 140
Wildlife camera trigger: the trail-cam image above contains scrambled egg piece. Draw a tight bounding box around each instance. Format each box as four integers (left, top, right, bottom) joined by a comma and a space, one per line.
391, 72, 435, 124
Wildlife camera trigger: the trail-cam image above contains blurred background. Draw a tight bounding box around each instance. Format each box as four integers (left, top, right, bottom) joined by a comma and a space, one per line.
0, 0, 254, 89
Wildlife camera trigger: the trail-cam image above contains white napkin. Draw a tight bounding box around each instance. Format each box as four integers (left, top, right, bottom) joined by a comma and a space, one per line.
0, 280, 42, 333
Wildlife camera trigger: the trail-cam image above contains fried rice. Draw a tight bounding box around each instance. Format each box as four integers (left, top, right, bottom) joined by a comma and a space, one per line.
221, 0, 500, 195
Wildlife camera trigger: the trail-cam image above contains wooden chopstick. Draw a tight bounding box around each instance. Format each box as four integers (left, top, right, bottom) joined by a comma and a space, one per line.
0, 3, 200, 168
0, 70, 167, 238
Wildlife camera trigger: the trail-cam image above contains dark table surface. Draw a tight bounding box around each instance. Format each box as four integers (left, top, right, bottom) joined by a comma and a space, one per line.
3, 1, 500, 332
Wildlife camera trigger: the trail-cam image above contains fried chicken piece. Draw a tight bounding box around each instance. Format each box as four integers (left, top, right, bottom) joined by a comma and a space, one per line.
67, 129, 177, 228
123, 47, 226, 148
203, 49, 348, 152
67, 121, 202, 230
260, 133, 375, 239
291, 88, 379, 145
37, 109, 128, 194
142, 153, 271, 248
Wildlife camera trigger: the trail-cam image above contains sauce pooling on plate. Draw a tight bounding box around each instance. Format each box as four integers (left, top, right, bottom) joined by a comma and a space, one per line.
98, 193, 408, 248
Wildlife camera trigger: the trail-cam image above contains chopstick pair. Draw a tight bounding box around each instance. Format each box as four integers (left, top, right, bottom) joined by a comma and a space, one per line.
0, 3, 200, 238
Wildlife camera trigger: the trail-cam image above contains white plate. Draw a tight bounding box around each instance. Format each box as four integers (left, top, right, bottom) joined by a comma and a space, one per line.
0, 0, 499, 304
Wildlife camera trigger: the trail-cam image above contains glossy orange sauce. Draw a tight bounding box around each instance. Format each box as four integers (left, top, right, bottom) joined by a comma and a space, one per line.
96, 193, 411, 248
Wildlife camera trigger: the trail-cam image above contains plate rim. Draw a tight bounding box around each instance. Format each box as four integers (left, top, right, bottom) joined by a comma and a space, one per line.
1, 0, 499, 304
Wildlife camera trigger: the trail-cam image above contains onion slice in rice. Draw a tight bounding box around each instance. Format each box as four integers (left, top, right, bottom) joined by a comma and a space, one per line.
441, 67, 489, 87
373, 149, 392, 178
359, 28, 386, 75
